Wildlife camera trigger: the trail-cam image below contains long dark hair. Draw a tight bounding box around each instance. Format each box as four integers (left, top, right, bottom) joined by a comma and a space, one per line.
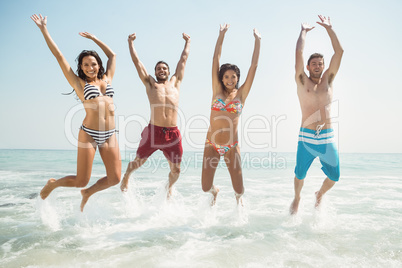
76, 50, 105, 80
63, 50, 105, 97
218, 63, 241, 90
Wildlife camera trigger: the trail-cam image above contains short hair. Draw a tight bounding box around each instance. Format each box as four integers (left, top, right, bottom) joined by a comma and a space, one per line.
307, 53, 324, 65
154, 61, 170, 72
219, 63, 241, 89
76, 50, 105, 80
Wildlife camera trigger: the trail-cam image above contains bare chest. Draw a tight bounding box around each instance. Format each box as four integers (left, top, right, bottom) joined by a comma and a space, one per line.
148, 84, 179, 104
299, 82, 332, 100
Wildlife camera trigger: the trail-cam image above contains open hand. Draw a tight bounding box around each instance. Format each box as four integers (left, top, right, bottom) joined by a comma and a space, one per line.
301, 22, 315, 32
317, 15, 332, 29
220, 23, 230, 33
30, 14, 47, 29
79, 32, 96, 40
253, 28, 261, 40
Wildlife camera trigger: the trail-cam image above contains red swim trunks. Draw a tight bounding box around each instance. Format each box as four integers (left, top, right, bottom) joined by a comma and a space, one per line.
136, 124, 183, 163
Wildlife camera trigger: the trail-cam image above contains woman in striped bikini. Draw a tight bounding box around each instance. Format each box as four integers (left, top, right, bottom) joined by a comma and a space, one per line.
31, 14, 121, 212
201, 24, 261, 205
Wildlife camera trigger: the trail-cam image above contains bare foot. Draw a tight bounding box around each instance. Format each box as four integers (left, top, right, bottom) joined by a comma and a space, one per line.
315, 191, 323, 209
210, 186, 219, 206
289, 197, 300, 215
80, 188, 91, 212
40, 178, 57, 199
120, 173, 130, 192
235, 192, 244, 207
236, 196, 244, 207
167, 185, 173, 199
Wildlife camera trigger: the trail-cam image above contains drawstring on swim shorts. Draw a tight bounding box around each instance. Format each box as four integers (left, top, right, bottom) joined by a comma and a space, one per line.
315, 123, 326, 137
162, 127, 171, 140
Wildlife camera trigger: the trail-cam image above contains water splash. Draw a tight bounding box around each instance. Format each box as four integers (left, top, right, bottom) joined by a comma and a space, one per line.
36, 195, 61, 231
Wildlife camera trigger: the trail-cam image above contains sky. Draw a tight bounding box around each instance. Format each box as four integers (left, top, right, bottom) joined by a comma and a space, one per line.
0, 0, 401, 153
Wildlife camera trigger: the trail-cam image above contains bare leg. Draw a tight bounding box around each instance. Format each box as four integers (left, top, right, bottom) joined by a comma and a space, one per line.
315, 177, 336, 209
40, 131, 96, 199
290, 176, 304, 214
120, 157, 148, 192
80, 134, 121, 212
40, 179, 57, 199
202, 145, 220, 206
166, 161, 181, 198
208, 185, 220, 206
224, 146, 244, 206
40, 176, 80, 199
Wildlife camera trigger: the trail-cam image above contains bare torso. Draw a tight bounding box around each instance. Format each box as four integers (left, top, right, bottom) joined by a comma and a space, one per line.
82, 96, 115, 130
146, 78, 180, 127
77, 78, 116, 131
297, 73, 334, 130
207, 92, 242, 145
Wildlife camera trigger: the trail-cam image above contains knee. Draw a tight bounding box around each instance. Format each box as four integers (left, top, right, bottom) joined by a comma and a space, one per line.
128, 159, 143, 170
127, 161, 137, 170
109, 173, 121, 186
75, 178, 89, 188
170, 166, 181, 175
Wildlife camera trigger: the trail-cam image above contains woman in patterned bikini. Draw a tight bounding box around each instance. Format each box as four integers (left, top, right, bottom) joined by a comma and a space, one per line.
201, 24, 261, 205
31, 14, 121, 212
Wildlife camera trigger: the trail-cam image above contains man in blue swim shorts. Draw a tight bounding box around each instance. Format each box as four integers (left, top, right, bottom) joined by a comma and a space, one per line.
290, 15, 343, 214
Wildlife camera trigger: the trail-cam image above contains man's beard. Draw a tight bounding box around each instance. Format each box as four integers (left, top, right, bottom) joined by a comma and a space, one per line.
156, 75, 168, 82
310, 71, 322, 79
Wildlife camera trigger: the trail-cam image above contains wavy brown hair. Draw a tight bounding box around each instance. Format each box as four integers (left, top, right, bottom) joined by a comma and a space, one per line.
76, 50, 105, 80
63, 50, 105, 97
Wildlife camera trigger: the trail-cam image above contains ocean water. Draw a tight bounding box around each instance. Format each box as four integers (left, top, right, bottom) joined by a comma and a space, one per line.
0, 149, 401, 267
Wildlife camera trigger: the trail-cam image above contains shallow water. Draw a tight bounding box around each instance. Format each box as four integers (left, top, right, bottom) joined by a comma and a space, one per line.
0, 150, 401, 267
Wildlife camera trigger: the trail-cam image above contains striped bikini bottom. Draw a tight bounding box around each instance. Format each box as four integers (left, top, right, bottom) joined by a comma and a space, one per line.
80, 125, 117, 146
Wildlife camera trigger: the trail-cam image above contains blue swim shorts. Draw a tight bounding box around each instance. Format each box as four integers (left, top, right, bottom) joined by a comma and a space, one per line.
294, 127, 340, 181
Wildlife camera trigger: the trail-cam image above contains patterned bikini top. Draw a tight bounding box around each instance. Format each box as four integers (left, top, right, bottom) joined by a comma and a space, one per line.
211, 98, 243, 114
84, 81, 114, 100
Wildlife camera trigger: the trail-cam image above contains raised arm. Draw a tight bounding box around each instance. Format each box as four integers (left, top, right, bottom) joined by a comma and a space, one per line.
295, 23, 315, 84
30, 14, 81, 91
317, 15, 344, 83
79, 32, 116, 82
173, 33, 191, 83
127, 33, 150, 85
240, 28, 261, 102
212, 24, 229, 93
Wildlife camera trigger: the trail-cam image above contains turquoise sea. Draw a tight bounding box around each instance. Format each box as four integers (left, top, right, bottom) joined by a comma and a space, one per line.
0, 149, 401, 267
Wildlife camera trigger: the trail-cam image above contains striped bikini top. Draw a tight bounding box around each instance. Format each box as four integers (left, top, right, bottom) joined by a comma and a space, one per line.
83, 80, 114, 100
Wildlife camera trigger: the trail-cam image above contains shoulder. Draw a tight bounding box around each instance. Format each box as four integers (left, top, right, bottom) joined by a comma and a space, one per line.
143, 75, 156, 88
170, 75, 184, 89
170, 75, 178, 83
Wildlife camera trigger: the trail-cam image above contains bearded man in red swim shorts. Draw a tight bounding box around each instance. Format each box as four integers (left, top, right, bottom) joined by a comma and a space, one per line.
120, 32, 191, 197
